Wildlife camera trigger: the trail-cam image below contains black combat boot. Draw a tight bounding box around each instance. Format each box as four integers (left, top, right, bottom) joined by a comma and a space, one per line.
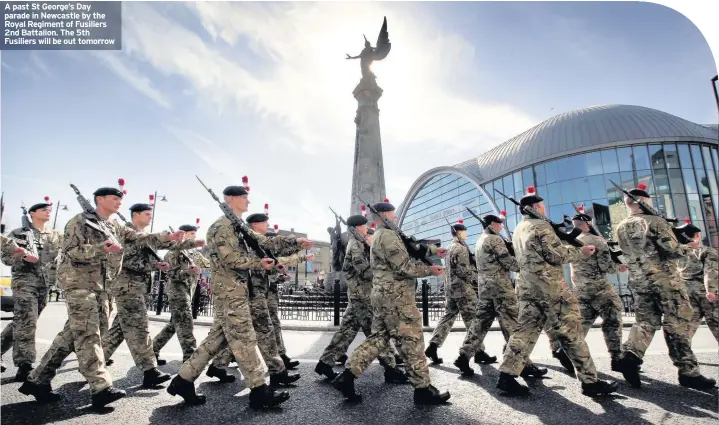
269, 369, 301, 387
332, 369, 362, 402
91, 386, 127, 408
552, 349, 575, 376
394, 354, 404, 365
142, 368, 171, 388
335, 354, 348, 366
105, 359, 114, 366
280, 354, 300, 370
14, 363, 33, 382
18, 381, 62, 403
678, 374, 717, 390
496, 372, 530, 396
413, 385, 450, 405
424, 343, 443, 364
520, 363, 548, 379
453, 355, 475, 377
155, 353, 167, 366
167, 375, 206, 405
315, 361, 338, 380
582, 379, 619, 396
249, 384, 290, 409
617, 352, 642, 388
206, 365, 236, 383
384, 366, 409, 384
474, 350, 497, 365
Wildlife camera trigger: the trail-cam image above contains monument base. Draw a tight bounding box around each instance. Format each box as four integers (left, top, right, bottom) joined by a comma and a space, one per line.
325, 271, 347, 293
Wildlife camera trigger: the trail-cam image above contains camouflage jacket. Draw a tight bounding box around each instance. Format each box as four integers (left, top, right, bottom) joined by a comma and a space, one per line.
205, 215, 300, 299
342, 234, 372, 301
370, 225, 437, 305
0, 234, 19, 257
569, 232, 617, 293
249, 250, 307, 298
2, 226, 62, 289
475, 228, 518, 299
512, 216, 582, 301
616, 212, 690, 292
57, 213, 172, 292
145, 243, 203, 298
446, 238, 474, 299
677, 245, 718, 294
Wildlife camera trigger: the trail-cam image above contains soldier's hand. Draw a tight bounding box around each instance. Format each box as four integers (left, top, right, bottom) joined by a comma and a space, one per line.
156, 262, 170, 271
12, 247, 27, 257
306, 253, 316, 261
436, 247, 448, 258
277, 264, 286, 272
260, 258, 275, 270
103, 241, 122, 253
283, 274, 291, 281
22, 253, 40, 263
430, 265, 444, 276
189, 265, 200, 274
297, 238, 313, 249
618, 264, 628, 273
194, 240, 206, 248
707, 292, 717, 303
580, 245, 596, 256
168, 231, 185, 241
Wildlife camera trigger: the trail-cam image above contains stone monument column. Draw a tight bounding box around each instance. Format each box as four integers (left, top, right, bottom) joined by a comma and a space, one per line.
349, 76, 387, 216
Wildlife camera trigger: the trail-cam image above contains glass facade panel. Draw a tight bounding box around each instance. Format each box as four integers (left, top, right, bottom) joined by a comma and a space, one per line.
673, 195, 690, 220
632, 145, 651, 170
682, 169, 698, 193
588, 175, 605, 199
503, 175, 514, 197
668, 169, 685, 193
570, 153, 588, 179
690, 145, 704, 170
547, 183, 561, 205
513, 171, 523, 194
696, 169, 711, 195
586, 151, 603, 175
620, 171, 635, 188
601, 149, 619, 173
649, 144, 664, 169
687, 194, 703, 221
712, 147, 718, 171
664, 143, 680, 168
574, 178, 591, 202
677, 144, 693, 168
703, 146, 715, 171
560, 180, 573, 204
522, 167, 534, 188
534, 163, 546, 186
617, 147, 633, 171
545, 160, 559, 184
654, 168, 670, 195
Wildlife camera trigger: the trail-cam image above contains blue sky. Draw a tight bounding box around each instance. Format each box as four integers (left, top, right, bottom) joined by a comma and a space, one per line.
1, 1, 717, 250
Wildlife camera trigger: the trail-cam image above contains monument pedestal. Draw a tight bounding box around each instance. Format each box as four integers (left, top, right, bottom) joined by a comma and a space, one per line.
350, 76, 387, 216
325, 270, 347, 293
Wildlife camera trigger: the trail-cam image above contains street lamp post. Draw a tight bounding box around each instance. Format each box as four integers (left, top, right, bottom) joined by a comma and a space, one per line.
149, 191, 168, 233
52, 202, 70, 230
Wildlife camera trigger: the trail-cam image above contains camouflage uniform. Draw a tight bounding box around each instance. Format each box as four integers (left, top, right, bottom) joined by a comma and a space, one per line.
177, 217, 300, 389
1, 234, 20, 256
152, 249, 207, 361
0, 227, 61, 366
428, 238, 478, 348
319, 235, 396, 367
498, 217, 600, 384
103, 224, 196, 370
346, 225, 437, 388
25, 213, 172, 394
616, 212, 700, 377
677, 245, 718, 342
568, 232, 624, 359
267, 270, 286, 355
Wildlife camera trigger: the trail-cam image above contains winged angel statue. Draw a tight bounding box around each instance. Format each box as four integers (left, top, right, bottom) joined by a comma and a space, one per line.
345, 17, 391, 79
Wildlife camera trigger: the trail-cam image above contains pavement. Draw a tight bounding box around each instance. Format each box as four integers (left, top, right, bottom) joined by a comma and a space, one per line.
1, 302, 718, 425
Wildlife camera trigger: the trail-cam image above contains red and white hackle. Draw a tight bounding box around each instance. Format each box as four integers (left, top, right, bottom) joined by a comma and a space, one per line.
118, 178, 127, 195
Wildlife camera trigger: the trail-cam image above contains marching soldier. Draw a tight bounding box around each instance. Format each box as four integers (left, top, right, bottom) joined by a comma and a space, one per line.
166, 184, 312, 409
102, 204, 202, 388
676, 221, 718, 342
0, 198, 62, 382
424, 219, 495, 366
266, 227, 293, 368
614, 183, 716, 390
332, 199, 451, 405
495, 186, 617, 396
454, 212, 546, 379
19, 183, 184, 407
315, 214, 407, 383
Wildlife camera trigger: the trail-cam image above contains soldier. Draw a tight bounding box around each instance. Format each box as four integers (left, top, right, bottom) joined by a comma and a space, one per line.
0, 198, 62, 382
315, 214, 407, 384
615, 183, 716, 390
675, 221, 718, 342
495, 186, 617, 396
18, 183, 184, 407
332, 199, 451, 405
166, 184, 312, 409
101, 204, 202, 388
425, 218, 495, 366
453, 212, 547, 379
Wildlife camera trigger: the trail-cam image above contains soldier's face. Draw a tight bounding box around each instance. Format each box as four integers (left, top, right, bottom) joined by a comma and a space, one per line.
253, 221, 268, 234
690, 232, 701, 247
533, 202, 546, 215
356, 224, 368, 236
184, 231, 197, 240
491, 222, 503, 233
382, 211, 397, 222
133, 210, 152, 227
98, 195, 122, 213
457, 230, 468, 241
30, 206, 52, 222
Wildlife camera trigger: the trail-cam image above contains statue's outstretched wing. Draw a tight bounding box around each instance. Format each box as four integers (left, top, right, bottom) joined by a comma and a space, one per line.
373, 16, 391, 61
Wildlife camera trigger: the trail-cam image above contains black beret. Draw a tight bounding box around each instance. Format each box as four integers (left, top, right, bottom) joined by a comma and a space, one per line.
572, 213, 592, 222
179, 224, 198, 232
129, 203, 153, 213
346, 215, 368, 227
373, 202, 395, 212
93, 187, 123, 198
628, 183, 650, 199
482, 214, 504, 225
452, 223, 467, 232
676, 222, 701, 237
223, 186, 248, 196
246, 213, 269, 224
28, 203, 51, 213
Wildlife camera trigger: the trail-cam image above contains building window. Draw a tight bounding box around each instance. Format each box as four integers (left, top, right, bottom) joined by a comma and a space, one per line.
570, 153, 589, 179
617, 147, 633, 172
677, 144, 693, 168
601, 149, 619, 173
664, 143, 680, 168
632, 145, 651, 170
545, 159, 560, 184
683, 168, 698, 193
586, 151, 603, 175
668, 169, 685, 194
649, 144, 665, 169
522, 168, 534, 189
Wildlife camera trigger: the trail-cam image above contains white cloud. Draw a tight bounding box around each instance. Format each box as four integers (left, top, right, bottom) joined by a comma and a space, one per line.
91, 52, 172, 109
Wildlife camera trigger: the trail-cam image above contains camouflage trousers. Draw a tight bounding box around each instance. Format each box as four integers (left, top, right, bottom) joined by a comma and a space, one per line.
0, 285, 48, 365
27, 289, 112, 394
622, 284, 700, 377
460, 291, 520, 358
178, 282, 266, 389
575, 284, 623, 358
347, 290, 431, 388
499, 292, 599, 384
152, 292, 196, 361
429, 289, 479, 348
319, 299, 396, 367
687, 289, 719, 342
103, 287, 156, 371
267, 290, 286, 355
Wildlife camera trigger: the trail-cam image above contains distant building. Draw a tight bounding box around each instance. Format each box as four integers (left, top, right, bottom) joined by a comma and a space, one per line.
277, 228, 331, 288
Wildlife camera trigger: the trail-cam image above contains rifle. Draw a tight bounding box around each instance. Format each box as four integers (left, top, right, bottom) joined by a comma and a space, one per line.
19, 203, 40, 257
1, 192, 5, 234
608, 179, 690, 244
195, 176, 276, 262
463, 207, 515, 257
570, 202, 624, 264
494, 189, 584, 248
69, 183, 122, 246
329, 207, 370, 254
358, 196, 434, 265
169, 225, 197, 267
